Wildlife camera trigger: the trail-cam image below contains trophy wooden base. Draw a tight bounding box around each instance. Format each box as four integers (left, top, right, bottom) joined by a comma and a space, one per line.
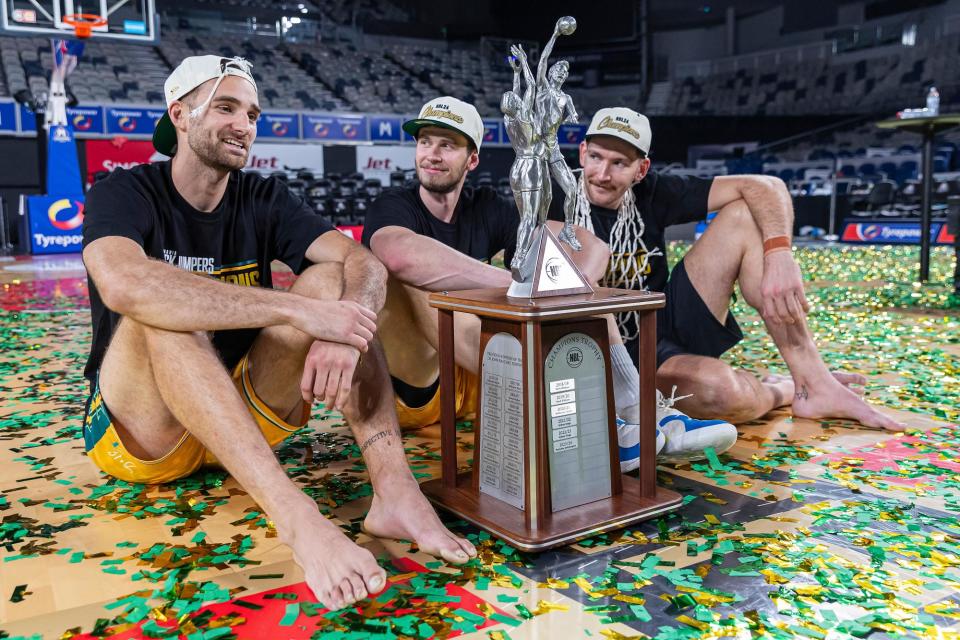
427, 287, 682, 551
421, 473, 681, 551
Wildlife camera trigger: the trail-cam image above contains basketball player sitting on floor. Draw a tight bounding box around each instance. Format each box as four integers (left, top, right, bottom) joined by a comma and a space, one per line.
547, 106, 904, 431
80, 55, 476, 613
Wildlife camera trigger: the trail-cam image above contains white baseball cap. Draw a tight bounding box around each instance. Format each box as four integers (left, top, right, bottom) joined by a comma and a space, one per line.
153, 55, 258, 155
403, 96, 484, 150
586, 107, 652, 156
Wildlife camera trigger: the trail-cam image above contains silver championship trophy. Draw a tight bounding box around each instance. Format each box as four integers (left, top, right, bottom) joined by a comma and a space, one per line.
505, 17, 592, 298
421, 17, 680, 551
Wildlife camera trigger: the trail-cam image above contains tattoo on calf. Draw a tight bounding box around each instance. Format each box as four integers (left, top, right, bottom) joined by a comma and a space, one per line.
358, 430, 393, 454
795, 384, 809, 401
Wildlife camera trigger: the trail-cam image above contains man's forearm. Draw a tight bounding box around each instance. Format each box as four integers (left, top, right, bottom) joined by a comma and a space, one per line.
341, 247, 387, 312
107, 257, 300, 332
741, 177, 794, 240
374, 232, 513, 291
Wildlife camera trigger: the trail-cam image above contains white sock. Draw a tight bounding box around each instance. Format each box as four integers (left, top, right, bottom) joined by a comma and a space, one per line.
609, 343, 640, 423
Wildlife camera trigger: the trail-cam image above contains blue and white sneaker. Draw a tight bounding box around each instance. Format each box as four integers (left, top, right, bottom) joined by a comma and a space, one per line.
656, 386, 738, 463
615, 387, 738, 471
616, 416, 665, 473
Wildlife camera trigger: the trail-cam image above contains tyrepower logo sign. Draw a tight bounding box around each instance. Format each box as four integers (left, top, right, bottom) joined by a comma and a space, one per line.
27, 196, 85, 254
47, 198, 84, 230
840, 222, 947, 244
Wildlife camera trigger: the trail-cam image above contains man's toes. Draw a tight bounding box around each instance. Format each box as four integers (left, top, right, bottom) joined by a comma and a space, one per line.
364, 569, 386, 595
458, 536, 477, 558
440, 546, 471, 565
346, 575, 367, 603
321, 588, 344, 611
339, 577, 362, 606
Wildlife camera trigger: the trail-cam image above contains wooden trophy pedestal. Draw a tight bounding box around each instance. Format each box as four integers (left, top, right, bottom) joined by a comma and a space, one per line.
421, 287, 682, 551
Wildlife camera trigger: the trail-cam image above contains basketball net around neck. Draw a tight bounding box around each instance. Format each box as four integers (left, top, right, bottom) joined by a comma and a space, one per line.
573, 172, 663, 341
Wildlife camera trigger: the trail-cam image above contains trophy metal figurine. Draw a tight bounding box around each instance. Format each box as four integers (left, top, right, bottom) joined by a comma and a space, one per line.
505, 17, 591, 298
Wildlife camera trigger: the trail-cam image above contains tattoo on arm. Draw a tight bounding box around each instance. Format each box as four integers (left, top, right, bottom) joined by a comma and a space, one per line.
358, 429, 395, 454
795, 385, 808, 401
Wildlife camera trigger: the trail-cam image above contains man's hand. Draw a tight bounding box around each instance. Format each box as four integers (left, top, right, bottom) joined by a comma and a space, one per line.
760, 251, 810, 325
290, 298, 377, 352
301, 340, 361, 411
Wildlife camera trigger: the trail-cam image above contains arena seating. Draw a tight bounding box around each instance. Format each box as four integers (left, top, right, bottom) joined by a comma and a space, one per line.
661, 34, 960, 117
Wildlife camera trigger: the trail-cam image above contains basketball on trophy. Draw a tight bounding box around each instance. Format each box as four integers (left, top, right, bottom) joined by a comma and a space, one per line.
557, 16, 577, 35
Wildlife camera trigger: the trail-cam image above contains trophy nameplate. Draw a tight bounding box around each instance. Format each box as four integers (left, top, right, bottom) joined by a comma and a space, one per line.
478, 332, 525, 509
544, 332, 611, 512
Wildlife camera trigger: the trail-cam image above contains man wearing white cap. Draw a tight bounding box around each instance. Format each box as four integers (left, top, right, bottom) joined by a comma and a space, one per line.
551, 107, 904, 432
362, 97, 737, 470
80, 56, 477, 612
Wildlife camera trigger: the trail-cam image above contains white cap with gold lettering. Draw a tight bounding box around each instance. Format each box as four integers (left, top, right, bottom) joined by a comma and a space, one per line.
403, 96, 484, 150
586, 107, 652, 156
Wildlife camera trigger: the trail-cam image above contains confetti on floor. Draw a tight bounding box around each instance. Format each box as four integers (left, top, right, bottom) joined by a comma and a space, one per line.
0, 245, 958, 639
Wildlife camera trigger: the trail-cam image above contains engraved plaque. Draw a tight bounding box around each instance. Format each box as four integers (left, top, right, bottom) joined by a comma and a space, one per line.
479, 332, 525, 509
543, 332, 612, 512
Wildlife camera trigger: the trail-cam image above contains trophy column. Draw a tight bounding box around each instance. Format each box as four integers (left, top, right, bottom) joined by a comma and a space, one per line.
421, 287, 682, 551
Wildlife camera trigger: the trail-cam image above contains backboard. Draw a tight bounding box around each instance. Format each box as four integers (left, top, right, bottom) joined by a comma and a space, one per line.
0, 0, 157, 42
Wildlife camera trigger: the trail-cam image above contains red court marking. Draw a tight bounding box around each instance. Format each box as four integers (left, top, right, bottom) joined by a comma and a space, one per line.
73, 557, 513, 639
812, 432, 960, 486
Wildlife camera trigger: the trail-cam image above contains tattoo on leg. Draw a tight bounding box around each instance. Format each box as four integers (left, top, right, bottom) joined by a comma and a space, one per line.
795, 384, 809, 401
358, 430, 394, 454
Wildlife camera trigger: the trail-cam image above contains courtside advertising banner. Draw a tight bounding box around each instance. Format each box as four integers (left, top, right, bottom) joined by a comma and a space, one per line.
303, 114, 367, 141
840, 221, 950, 245
68, 107, 105, 135
27, 195, 85, 255
356, 145, 414, 185
369, 116, 403, 142
105, 107, 166, 136
257, 113, 301, 140
0, 101, 15, 133
482, 119, 502, 145
84, 139, 167, 185
243, 143, 324, 175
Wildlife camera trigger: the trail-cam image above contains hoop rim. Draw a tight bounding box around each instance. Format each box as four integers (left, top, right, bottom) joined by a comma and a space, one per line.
62, 13, 108, 27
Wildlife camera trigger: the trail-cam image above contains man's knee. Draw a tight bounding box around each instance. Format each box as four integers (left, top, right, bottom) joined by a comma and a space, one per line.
112, 316, 213, 356
713, 200, 760, 241
289, 262, 345, 301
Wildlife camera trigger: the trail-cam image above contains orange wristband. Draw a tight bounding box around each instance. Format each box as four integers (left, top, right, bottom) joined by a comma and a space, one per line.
763, 235, 791, 256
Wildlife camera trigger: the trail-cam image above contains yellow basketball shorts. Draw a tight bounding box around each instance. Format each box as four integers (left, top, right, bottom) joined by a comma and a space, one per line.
83, 353, 310, 484
394, 367, 478, 429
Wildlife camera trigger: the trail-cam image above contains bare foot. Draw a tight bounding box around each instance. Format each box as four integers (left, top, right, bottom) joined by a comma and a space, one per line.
791, 376, 906, 431
760, 374, 795, 408
363, 481, 477, 565
763, 371, 868, 400
285, 509, 387, 611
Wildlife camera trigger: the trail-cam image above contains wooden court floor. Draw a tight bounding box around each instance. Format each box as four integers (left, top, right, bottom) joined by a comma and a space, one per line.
0, 245, 958, 640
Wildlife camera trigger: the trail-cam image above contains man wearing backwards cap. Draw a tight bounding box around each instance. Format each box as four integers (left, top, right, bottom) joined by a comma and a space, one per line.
547, 106, 905, 432
80, 56, 476, 612
361, 97, 736, 469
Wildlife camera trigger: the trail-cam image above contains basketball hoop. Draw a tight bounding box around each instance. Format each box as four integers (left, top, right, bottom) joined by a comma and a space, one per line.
63, 13, 107, 39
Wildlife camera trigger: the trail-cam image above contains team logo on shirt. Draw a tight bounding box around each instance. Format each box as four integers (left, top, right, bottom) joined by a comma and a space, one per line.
162, 250, 260, 287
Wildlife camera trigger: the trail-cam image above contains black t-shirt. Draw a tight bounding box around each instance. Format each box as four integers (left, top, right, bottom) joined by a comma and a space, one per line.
548, 171, 713, 292
361, 183, 518, 264
82, 161, 335, 382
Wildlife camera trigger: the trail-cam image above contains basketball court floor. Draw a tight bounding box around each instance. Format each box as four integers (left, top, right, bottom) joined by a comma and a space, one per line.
0, 244, 958, 639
